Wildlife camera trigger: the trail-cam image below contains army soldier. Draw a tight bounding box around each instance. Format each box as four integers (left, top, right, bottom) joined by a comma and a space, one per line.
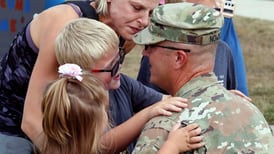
132, 2, 274, 153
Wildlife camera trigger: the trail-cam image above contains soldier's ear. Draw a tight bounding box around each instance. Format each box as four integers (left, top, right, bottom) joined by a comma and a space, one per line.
174, 51, 187, 69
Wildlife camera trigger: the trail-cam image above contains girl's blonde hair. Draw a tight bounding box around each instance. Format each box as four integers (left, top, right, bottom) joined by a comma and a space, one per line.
41, 73, 108, 154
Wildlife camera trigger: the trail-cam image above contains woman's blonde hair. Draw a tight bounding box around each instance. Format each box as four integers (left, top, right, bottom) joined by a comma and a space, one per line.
40, 73, 108, 154
55, 18, 119, 69
95, 0, 108, 16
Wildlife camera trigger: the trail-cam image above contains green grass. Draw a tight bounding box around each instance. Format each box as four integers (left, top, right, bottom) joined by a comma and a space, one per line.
234, 16, 274, 124
122, 16, 274, 124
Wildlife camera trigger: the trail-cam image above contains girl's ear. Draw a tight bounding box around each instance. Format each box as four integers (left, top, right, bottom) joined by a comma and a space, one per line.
174, 50, 187, 69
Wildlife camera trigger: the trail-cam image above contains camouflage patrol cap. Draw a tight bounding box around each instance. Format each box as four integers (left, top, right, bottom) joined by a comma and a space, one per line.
133, 2, 224, 45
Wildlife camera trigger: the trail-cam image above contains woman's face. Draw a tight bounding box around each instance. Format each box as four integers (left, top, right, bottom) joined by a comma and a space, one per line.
107, 0, 159, 40
91, 48, 124, 90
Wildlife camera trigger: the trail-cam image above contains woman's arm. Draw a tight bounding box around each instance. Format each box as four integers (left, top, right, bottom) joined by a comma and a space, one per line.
21, 4, 79, 148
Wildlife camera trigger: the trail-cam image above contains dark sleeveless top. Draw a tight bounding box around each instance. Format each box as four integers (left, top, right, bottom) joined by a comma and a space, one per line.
0, 0, 97, 138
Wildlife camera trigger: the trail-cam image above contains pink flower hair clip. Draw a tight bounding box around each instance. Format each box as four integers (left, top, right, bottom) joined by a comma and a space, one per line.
58, 63, 83, 81
159, 0, 165, 5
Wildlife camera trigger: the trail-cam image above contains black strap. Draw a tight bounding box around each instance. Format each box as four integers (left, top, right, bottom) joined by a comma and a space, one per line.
119, 37, 125, 48
63, 1, 98, 20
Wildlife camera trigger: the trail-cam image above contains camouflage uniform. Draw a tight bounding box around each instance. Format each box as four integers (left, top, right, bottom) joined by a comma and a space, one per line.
133, 73, 274, 153
132, 2, 274, 154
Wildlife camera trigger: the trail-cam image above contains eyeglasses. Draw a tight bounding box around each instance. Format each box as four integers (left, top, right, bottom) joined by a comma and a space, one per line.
91, 47, 126, 77
144, 44, 190, 52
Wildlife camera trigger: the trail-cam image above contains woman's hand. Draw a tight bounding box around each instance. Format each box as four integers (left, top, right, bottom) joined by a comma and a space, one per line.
229, 89, 252, 102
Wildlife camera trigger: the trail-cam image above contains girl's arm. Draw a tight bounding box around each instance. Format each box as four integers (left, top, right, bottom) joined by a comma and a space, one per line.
158, 123, 204, 154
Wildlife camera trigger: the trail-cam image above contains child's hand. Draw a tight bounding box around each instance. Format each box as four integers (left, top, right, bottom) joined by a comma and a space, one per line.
146, 96, 188, 118
161, 123, 205, 153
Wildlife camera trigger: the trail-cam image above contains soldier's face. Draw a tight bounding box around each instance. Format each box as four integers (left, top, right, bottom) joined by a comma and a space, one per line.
143, 44, 175, 90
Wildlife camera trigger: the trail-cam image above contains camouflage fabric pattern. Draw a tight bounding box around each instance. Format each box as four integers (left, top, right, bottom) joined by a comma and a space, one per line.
133, 2, 224, 45
133, 73, 274, 154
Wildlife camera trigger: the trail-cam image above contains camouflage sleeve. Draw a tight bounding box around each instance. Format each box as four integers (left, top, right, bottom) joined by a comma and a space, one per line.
132, 128, 169, 154
132, 116, 178, 154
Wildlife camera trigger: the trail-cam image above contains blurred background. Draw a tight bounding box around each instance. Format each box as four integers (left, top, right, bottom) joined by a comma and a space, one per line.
0, 0, 65, 57
1, 0, 274, 125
